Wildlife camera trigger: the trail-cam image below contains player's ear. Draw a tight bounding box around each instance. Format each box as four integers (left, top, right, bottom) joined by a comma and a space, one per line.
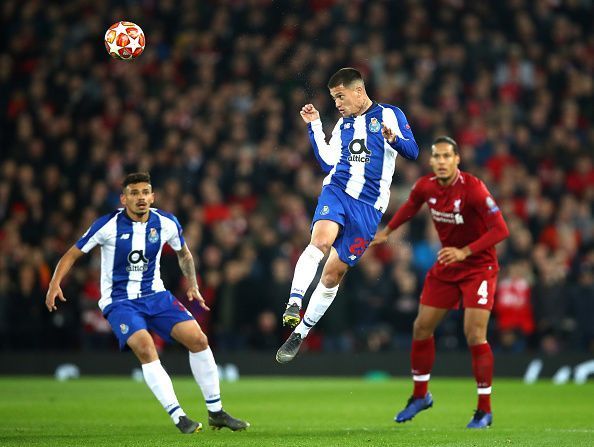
120, 193, 126, 206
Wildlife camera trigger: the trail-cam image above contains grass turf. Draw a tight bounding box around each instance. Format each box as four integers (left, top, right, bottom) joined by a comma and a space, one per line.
0, 376, 592, 446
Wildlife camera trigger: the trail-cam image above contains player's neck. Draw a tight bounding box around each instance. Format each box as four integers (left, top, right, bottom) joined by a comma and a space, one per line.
354, 97, 373, 116
437, 170, 460, 187
125, 209, 150, 223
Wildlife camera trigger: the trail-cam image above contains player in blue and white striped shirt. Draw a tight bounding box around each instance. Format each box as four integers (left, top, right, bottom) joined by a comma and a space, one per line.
276, 68, 419, 363
45, 172, 248, 433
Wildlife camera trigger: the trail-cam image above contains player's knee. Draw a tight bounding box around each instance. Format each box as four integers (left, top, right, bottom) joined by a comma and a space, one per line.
464, 328, 486, 346
310, 239, 332, 255
133, 341, 158, 363
413, 319, 434, 339
320, 271, 342, 288
188, 332, 209, 353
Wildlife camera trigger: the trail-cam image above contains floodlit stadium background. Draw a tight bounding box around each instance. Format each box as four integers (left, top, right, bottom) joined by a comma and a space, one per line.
1, 0, 593, 376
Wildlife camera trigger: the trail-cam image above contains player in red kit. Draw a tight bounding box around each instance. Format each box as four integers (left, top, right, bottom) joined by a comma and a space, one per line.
373, 136, 509, 428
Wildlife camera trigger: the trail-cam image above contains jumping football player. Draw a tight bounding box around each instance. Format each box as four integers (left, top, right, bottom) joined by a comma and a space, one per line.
276, 67, 419, 363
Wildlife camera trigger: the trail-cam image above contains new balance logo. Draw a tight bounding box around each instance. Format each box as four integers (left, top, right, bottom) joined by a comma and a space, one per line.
120, 234, 130, 239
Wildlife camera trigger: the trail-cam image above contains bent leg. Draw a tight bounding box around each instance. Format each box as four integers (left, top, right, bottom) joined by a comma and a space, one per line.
171, 320, 222, 412
128, 329, 186, 424
294, 248, 348, 338
288, 220, 340, 308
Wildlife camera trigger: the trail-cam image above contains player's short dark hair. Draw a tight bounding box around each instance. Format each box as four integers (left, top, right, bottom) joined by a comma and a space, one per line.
122, 172, 151, 190
432, 136, 459, 154
327, 67, 364, 89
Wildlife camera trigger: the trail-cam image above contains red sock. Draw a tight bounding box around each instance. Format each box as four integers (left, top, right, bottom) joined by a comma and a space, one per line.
411, 337, 435, 398
470, 342, 493, 413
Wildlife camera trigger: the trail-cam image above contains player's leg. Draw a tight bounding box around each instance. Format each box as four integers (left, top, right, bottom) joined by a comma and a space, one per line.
276, 248, 348, 363
283, 186, 346, 327
396, 270, 458, 423
462, 272, 496, 428
283, 219, 340, 326
410, 304, 449, 396
156, 294, 248, 432
126, 329, 200, 433
395, 304, 448, 422
103, 300, 199, 433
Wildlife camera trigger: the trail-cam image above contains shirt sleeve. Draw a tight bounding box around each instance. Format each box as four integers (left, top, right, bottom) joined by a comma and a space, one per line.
466, 181, 510, 254
75, 215, 111, 253
307, 118, 342, 173
384, 105, 419, 160
165, 214, 185, 251
387, 180, 425, 230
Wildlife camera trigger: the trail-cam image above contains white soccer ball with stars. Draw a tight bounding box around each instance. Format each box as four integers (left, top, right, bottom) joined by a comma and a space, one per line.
104, 21, 145, 61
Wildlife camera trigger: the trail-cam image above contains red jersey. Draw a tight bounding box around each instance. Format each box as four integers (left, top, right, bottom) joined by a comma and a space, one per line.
388, 170, 509, 280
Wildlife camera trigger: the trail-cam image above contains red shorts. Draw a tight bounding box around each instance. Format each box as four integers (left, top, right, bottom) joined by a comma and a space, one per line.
420, 267, 498, 311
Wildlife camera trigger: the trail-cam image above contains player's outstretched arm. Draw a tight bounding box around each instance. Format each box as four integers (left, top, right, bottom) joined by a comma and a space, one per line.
46, 246, 84, 312
175, 243, 210, 311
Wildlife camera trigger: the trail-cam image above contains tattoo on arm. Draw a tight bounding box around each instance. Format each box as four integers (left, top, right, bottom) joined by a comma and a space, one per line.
177, 245, 198, 288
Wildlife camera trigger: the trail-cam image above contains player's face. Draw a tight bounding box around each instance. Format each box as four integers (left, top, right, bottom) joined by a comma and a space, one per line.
330, 84, 365, 117
430, 143, 460, 183
121, 182, 154, 218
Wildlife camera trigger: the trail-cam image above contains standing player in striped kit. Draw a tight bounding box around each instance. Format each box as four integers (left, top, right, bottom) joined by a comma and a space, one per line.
373, 137, 509, 428
45, 172, 248, 434
276, 68, 419, 363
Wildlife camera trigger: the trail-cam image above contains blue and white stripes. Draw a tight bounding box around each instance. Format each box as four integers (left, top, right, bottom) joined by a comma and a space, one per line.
307, 103, 418, 213
75, 208, 185, 311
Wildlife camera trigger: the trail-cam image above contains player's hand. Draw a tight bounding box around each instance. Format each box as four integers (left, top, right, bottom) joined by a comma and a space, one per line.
370, 228, 390, 247
437, 247, 471, 265
300, 104, 320, 123
381, 122, 397, 143
45, 282, 66, 312
187, 285, 210, 311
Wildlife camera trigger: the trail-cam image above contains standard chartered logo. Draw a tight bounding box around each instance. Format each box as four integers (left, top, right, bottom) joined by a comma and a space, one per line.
127, 249, 149, 272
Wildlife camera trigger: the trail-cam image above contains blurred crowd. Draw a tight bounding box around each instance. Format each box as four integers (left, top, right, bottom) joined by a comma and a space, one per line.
1, 0, 593, 355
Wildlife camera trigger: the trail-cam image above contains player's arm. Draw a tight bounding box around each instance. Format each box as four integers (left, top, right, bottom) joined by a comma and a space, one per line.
437, 184, 510, 265
381, 106, 419, 160
302, 103, 341, 172
371, 183, 425, 246
175, 243, 210, 311
46, 246, 85, 312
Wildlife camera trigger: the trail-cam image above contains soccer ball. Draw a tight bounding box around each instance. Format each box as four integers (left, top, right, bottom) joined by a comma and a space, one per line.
104, 21, 145, 60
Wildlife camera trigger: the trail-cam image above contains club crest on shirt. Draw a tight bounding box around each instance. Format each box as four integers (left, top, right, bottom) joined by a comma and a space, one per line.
320, 205, 330, 215
120, 324, 129, 334
453, 199, 461, 213
368, 117, 381, 133
148, 227, 159, 243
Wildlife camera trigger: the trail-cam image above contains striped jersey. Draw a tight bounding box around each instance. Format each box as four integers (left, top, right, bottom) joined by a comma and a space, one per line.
307, 102, 418, 213
75, 208, 185, 311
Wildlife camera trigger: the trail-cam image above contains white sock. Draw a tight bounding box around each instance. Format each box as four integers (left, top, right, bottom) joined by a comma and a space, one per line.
295, 282, 339, 338
189, 347, 222, 412
288, 245, 325, 308
142, 360, 185, 424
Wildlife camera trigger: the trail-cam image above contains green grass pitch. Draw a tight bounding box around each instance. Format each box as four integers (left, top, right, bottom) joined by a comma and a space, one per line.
0, 377, 592, 446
